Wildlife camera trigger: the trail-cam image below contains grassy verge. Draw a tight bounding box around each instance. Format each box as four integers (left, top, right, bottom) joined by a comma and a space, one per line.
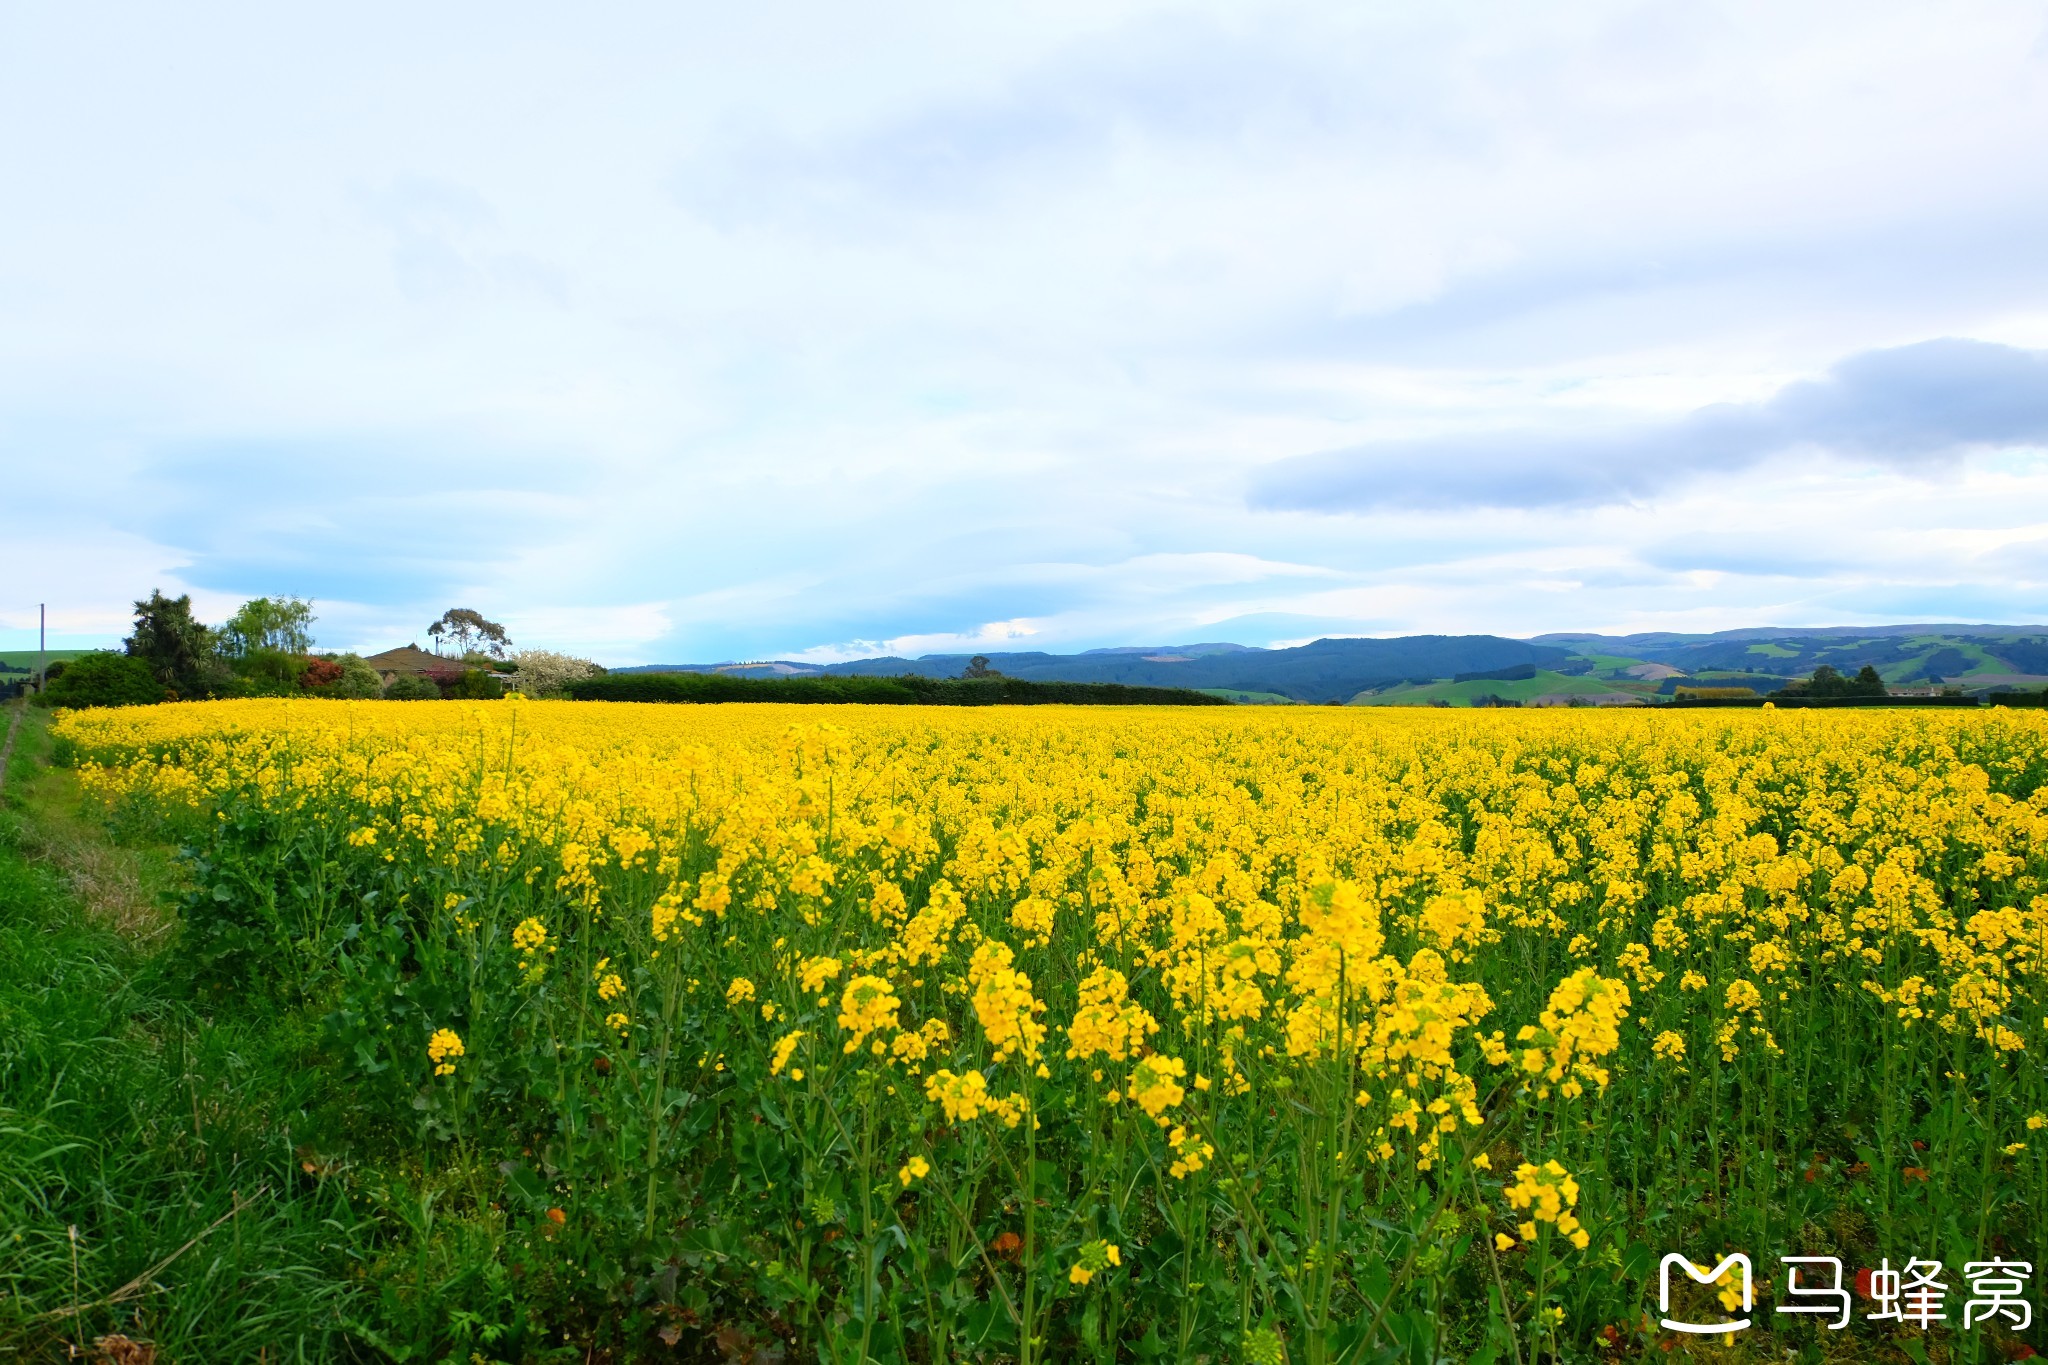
0, 707, 373, 1361
0, 707, 652, 1364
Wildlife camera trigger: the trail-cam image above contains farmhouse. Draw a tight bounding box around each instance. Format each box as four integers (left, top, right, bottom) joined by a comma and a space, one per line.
361, 644, 468, 688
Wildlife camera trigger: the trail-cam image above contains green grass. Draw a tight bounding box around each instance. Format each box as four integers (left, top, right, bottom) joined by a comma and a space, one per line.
1872, 639, 2010, 684
0, 705, 690, 1363
1744, 642, 1798, 658
1197, 689, 1301, 704
1945, 642, 2014, 677
0, 649, 88, 674
0, 707, 374, 1360
1351, 670, 1645, 706
1570, 652, 1653, 675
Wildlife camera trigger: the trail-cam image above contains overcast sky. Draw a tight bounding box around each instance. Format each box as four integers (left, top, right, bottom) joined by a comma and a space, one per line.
6, 1, 2048, 663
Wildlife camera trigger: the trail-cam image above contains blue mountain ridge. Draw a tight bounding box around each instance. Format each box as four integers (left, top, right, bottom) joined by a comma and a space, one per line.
613, 625, 2048, 704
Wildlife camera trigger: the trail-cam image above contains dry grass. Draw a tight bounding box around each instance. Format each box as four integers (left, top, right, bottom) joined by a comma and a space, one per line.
19, 807, 176, 942
2, 708, 176, 943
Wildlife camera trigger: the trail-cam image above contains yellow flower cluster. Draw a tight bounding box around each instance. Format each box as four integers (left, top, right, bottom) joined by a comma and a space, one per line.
1066, 966, 1159, 1061
1166, 1123, 1213, 1178
838, 974, 902, 1053
770, 1029, 806, 1078
1127, 1054, 1188, 1120
1505, 1160, 1588, 1250
1515, 969, 1630, 1099
968, 941, 1047, 1063
925, 1068, 1026, 1127
1068, 1238, 1122, 1285
427, 1027, 465, 1077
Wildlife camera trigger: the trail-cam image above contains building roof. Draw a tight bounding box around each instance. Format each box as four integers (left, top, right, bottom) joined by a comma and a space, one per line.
362, 645, 467, 676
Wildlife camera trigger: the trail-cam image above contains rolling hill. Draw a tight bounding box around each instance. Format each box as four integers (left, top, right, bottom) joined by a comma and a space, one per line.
0, 649, 88, 674
1535, 627, 2048, 695
620, 625, 2048, 706
619, 636, 1571, 704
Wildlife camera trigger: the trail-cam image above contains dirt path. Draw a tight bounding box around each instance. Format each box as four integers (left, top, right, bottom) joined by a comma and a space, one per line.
0, 702, 22, 801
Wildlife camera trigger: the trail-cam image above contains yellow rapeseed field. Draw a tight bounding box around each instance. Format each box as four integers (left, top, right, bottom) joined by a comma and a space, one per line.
56, 699, 2048, 1361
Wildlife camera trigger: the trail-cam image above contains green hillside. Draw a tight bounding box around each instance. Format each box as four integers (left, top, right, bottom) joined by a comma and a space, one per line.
1351, 670, 1653, 707
0, 649, 89, 673
1541, 628, 2048, 692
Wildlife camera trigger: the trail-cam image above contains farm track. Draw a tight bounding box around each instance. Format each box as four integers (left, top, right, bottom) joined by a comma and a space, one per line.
0, 702, 22, 800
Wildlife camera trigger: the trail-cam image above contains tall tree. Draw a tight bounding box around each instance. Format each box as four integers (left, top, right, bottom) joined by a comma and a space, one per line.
1785, 664, 1850, 698
221, 596, 316, 656
124, 590, 219, 699
427, 608, 512, 659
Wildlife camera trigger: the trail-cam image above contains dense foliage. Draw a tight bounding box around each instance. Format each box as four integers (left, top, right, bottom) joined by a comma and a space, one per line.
67, 589, 543, 704
57, 701, 2048, 1361
565, 673, 1232, 707
125, 590, 231, 699
36, 651, 163, 708
1776, 665, 1889, 699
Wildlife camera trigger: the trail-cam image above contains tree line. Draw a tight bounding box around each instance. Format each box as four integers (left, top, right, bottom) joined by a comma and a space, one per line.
1773, 663, 1889, 698
29, 592, 601, 708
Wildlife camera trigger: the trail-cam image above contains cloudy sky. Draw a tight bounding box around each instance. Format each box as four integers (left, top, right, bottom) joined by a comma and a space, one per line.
6, 1, 2048, 663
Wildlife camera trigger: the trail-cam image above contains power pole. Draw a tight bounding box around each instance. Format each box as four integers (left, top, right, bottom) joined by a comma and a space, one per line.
37, 603, 45, 696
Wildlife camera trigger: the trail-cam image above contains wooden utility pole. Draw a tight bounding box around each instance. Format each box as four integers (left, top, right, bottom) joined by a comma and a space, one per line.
37, 602, 46, 696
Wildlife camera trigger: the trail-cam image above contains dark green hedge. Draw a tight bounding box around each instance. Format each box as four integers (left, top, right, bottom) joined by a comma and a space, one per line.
34, 651, 164, 708
561, 672, 1232, 707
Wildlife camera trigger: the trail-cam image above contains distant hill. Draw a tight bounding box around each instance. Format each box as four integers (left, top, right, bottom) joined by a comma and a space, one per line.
621, 636, 1570, 703
0, 649, 89, 673
619, 624, 2048, 708
1539, 627, 2048, 694
1077, 643, 1261, 658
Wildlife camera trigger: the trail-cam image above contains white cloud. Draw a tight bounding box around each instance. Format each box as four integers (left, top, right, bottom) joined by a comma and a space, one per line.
5, 1, 2048, 658
788, 619, 1046, 666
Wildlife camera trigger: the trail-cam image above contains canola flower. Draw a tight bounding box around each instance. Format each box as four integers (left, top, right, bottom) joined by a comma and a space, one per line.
1068, 1238, 1121, 1285
53, 698, 2048, 1361
1505, 1160, 1589, 1250
427, 1027, 465, 1077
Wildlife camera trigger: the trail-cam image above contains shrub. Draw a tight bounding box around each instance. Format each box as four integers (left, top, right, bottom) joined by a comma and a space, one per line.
300, 657, 345, 691
442, 669, 502, 700
330, 654, 384, 700
383, 674, 440, 700
299, 654, 385, 700
36, 652, 163, 708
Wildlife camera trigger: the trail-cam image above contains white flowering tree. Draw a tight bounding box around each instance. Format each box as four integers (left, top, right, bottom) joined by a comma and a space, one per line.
510, 649, 603, 697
